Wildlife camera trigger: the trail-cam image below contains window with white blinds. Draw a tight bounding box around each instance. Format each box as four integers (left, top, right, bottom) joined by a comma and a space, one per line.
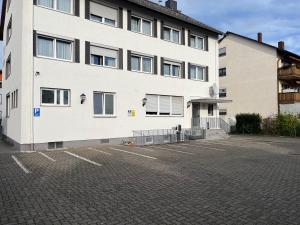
90, 1, 118, 27
146, 94, 183, 116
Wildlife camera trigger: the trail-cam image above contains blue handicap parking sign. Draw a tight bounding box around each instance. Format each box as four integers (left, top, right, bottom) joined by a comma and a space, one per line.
33, 108, 41, 117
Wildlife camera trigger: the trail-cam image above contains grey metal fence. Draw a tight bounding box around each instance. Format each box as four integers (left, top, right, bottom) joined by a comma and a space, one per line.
132, 128, 204, 146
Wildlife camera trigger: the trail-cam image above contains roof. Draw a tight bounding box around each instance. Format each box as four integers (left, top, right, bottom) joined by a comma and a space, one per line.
219, 31, 300, 61
127, 0, 223, 35
0, 0, 223, 40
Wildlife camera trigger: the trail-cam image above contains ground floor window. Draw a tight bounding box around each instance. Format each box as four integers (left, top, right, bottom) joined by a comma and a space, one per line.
41, 88, 70, 106
219, 109, 227, 116
6, 94, 10, 118
93, 92, 115, 116
145, 94, 184, 116
208, 104, 214, 116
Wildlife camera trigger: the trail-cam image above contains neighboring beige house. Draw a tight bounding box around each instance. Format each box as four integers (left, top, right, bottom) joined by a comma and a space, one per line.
219, 32, 300, 121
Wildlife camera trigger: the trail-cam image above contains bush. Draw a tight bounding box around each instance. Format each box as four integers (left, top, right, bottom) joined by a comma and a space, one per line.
236, 113, 262, 134
262, 114, 300, 137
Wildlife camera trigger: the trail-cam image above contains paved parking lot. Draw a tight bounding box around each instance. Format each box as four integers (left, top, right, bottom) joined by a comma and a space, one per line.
0, 136, 300, 225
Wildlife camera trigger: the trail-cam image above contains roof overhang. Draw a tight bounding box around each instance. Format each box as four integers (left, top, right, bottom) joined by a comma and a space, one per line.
190, 98, 232, 104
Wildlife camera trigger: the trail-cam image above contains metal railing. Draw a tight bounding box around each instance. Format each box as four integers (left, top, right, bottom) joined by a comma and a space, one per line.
192, 117, 231, 133
132, 128, 205, 146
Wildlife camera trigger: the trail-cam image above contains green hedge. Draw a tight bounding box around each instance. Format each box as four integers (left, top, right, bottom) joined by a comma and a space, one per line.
236, 114, 262, 134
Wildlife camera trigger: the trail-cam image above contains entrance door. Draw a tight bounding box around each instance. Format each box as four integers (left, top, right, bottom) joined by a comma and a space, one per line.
192, 103, 200, 127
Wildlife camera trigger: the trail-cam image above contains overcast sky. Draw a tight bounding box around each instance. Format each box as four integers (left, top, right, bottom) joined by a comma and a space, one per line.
0, 0, 299, 68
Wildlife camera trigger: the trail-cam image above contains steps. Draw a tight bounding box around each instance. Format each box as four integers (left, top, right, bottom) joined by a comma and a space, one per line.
204, 129, 229, 140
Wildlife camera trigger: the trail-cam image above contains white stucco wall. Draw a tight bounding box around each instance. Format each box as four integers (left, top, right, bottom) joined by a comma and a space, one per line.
219, 34, 279, 120
3, 1, 220, 145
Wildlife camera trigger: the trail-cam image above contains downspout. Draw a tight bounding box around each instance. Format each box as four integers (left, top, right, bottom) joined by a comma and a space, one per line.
31, 3, 35, 151
277, 57, 281, 115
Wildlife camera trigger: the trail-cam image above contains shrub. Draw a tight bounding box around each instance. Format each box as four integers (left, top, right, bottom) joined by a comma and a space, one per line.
236, 113, 262, 134
262, 116, 278, 136
277, 114, 299, 137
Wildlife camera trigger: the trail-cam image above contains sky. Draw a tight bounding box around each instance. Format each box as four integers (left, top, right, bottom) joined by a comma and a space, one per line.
0, 0, 299, 67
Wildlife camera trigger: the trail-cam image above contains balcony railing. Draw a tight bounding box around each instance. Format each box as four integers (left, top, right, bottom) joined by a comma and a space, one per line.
278, 65, 300, 80
279, 92, 300, 104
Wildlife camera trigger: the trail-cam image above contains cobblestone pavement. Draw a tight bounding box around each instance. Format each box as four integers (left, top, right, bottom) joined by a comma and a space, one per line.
0, 136, 300, 225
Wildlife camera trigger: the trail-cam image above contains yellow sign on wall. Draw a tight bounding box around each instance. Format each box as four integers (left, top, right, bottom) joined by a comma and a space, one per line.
128, 110, 136, 117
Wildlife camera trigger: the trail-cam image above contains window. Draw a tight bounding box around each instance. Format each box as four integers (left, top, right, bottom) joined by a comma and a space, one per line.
90, 46, 118, 68
219, 47, 226, 57
190, 65, 205, 81
6, 17, 12, 44
208, 104, 214, 116
90, 1, 118, 27
163, 26, 180, 44
41, 88, 70, 106
5, 54, 11, 79
131, 54, 152, 73
37, 0, 73, 14
93, 92, 115, 116
0, 82, 2, 88
219, 109, 227, 116
146, 94, 184, 116
11, 90, 18, 109
0, 94, 2, 105
219, 68, 226, 77
131, 16, 152, 36
7, 0, 11, 11
6, 94, 10, 118
163, 61, 181, 77
190, 35, 204, 50
219, 88, 227, 98
37, 35, 72, 61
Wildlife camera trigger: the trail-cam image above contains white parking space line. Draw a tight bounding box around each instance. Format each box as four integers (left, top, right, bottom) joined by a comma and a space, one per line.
12, 155, 30, 174
198, 141, 248, 149
151, 146, 195, 155
133, 147, 155, 152
38, 152, 56, 162
180, 144, 226, 152
64, 151, 102, 167
108, 148, 157, 160
88, 147, 112, 156
166, 144, 188, 149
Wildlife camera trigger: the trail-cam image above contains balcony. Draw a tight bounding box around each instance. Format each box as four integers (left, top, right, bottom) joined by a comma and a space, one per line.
278, 65, 300, 81
279, 92, 300, 104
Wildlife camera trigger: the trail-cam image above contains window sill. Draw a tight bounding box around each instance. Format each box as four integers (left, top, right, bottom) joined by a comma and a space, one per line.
131, 70, 153, 75
189, 78, 206, 82
146, 115, 184, 118
35, 5, 74, 16
89, 64, 119, 70
89, 19, 118, 28
94, 115, 117, 118
130, 30, 153, 38
162, 39, 182, 46
41, 105, 71, 107
163, 75, 184, 79
35, 56, 74, 63
189, 46, 206, 51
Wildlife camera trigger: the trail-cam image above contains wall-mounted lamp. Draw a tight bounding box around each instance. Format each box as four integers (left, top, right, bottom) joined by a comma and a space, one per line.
80, 94, 87, 104
35, 71, 40, 76
142, 97, 148, 107
187, 101, 192, 108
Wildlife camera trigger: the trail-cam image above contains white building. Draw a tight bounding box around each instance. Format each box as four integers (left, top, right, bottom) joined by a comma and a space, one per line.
219, 32, 300, 121
0, 0, 224, 151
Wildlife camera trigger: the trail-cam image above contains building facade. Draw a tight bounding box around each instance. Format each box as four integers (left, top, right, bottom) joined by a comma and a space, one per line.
0, 0, 223, 150
219, 32, 300, 121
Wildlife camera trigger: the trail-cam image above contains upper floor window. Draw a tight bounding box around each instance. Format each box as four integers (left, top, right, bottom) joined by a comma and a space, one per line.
37, 35, 73, 61
189, 65, 205, 81
41, 88, 70, 106
6, 0, 11, 11
219, 109, 227, 116
37, 0, 73, 14
90, 1, 118, 27
219, 68, 226, 77
219, 88, 227, 98
131, 54, 153, 73
11, 89, 18, 109
6, 17, 12, 44
163, 60, 181, 78
90, 45, 118, 68
190, 35, 204, 50
163, 26, 180, 44
131, 16, 152, 36
219, 47, 226, 57
93, 92, 115, 116
5, 54, 11, 80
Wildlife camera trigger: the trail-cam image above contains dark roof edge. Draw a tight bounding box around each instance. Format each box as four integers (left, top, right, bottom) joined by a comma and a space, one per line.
0, 0, 7, 40
219, 31, 300, 61
127, 0, 223, 35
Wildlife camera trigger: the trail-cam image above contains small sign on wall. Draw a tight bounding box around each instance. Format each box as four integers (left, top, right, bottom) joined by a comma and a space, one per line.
33, 108, 41, 117
128, 110, 136, 117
